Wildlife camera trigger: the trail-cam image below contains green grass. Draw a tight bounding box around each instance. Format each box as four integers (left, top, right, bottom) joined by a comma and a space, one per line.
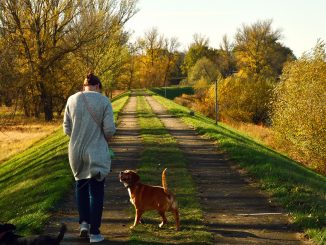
0, 94, 130, 235
112, 91, 130, 121
129, 95, 212, 244
149, 86, 194, 100
0, 130, 71, 234
153, 94, 326, 245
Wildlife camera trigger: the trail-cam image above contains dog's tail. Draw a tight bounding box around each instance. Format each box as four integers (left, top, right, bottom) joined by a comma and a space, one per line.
56, 223, 67, 242
162, 168, 168, 193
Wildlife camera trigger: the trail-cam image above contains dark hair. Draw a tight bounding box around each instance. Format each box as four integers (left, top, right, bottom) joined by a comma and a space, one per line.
84, 73, 102, 89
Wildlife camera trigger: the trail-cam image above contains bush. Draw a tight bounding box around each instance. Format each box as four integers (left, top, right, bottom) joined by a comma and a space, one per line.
272, 45, 326, 172
200, 74, 275, 124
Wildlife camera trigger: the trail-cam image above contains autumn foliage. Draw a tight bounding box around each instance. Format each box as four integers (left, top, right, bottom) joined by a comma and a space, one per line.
175, 21, 325, 172
0, 0, 138, 120
272, 44, 326, 171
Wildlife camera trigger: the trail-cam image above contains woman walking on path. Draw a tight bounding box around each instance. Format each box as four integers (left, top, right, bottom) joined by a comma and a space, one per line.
63, 73, 116, 243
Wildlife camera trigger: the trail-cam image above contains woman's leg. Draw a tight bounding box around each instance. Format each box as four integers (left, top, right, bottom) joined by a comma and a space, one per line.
76, 179, 91, 224
89, 178, 105, 235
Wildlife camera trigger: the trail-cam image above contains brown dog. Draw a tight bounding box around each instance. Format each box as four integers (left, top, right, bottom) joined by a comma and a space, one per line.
119, 168, 180, 231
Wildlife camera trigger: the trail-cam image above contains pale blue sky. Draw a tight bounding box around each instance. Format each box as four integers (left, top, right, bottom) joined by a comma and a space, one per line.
125, 0, 326, 57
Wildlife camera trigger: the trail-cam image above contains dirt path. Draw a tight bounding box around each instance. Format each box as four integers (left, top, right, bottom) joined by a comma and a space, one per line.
47, 94, 142, 244
46, 93, 310, 244
145, 95, 308, 245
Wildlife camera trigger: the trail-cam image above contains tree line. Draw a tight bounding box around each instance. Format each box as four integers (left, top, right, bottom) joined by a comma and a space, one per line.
173, 20, 325, 171
0, 3, 324, 170
0, 3, 292, 123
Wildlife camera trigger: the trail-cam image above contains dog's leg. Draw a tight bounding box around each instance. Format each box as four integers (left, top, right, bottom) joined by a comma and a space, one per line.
158, 211, 168, 228
130, 209, 143, 229
172, 208, 180, 231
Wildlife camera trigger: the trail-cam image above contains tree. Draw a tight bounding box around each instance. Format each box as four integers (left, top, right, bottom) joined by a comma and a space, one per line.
137, 28, 164, 87
116, 42, 140, 90
0, 0, 138, 120
162, 37, 180, 88
218, 34, 237, 77
188, 57, 219, 85
182, 34, 216, 76
207, 19, 295, 124
234, 19, 294, 78
0, 37, 19, 107
76, 1, 138, 96
135, 28, 180, 88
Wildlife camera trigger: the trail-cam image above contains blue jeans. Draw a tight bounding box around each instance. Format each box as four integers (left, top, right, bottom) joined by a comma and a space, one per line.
76, 178, 105, 235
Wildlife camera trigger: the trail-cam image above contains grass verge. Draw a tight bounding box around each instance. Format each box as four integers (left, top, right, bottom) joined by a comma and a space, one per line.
112, 91, 130, 121
129, 95, 212, 244
0, 94, 130, 235
153, 94, 326, 245
0, 129, 71, 234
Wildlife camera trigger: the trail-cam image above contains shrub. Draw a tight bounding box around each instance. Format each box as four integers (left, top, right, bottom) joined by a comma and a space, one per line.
272, 43, 326, 172
200, 74, 275, 124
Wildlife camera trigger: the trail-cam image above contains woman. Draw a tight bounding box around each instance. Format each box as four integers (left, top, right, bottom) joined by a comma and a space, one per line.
63, 73, 116, 243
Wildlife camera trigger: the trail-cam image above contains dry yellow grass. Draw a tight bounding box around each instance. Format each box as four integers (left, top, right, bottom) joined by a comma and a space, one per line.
0, 122, 60, 163
224, 120, 275, 145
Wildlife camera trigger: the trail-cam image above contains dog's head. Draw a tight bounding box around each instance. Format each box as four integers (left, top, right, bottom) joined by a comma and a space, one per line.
0, 223, 16, 240
119, 170, 140, 188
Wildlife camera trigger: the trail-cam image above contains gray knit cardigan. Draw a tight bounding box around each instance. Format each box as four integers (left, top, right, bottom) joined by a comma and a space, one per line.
63, 91, 116, 180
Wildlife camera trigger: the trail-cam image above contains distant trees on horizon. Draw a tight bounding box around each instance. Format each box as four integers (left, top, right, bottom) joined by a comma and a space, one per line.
0, 2, 325, 172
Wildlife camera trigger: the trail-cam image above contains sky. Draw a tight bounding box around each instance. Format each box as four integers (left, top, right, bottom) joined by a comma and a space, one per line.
125, 0, 326, 57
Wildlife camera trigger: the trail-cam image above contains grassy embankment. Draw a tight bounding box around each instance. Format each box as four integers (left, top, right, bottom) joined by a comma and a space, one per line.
0, 105, 61, 163
0, 92, 130, 163
152, 94, 326, 245
0, 92, 130, 235
129, 95, 212, 244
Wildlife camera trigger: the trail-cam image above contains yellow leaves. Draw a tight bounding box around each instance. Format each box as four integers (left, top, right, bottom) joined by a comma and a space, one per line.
194, 77, 209, 91
272, 51, 326, 171
193, 74, 274, 123
234, 20, 289, 79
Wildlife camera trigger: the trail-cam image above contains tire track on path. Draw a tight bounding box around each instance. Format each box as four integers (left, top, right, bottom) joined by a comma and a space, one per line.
47, 94, 142, 244
145, 95, 307, 245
